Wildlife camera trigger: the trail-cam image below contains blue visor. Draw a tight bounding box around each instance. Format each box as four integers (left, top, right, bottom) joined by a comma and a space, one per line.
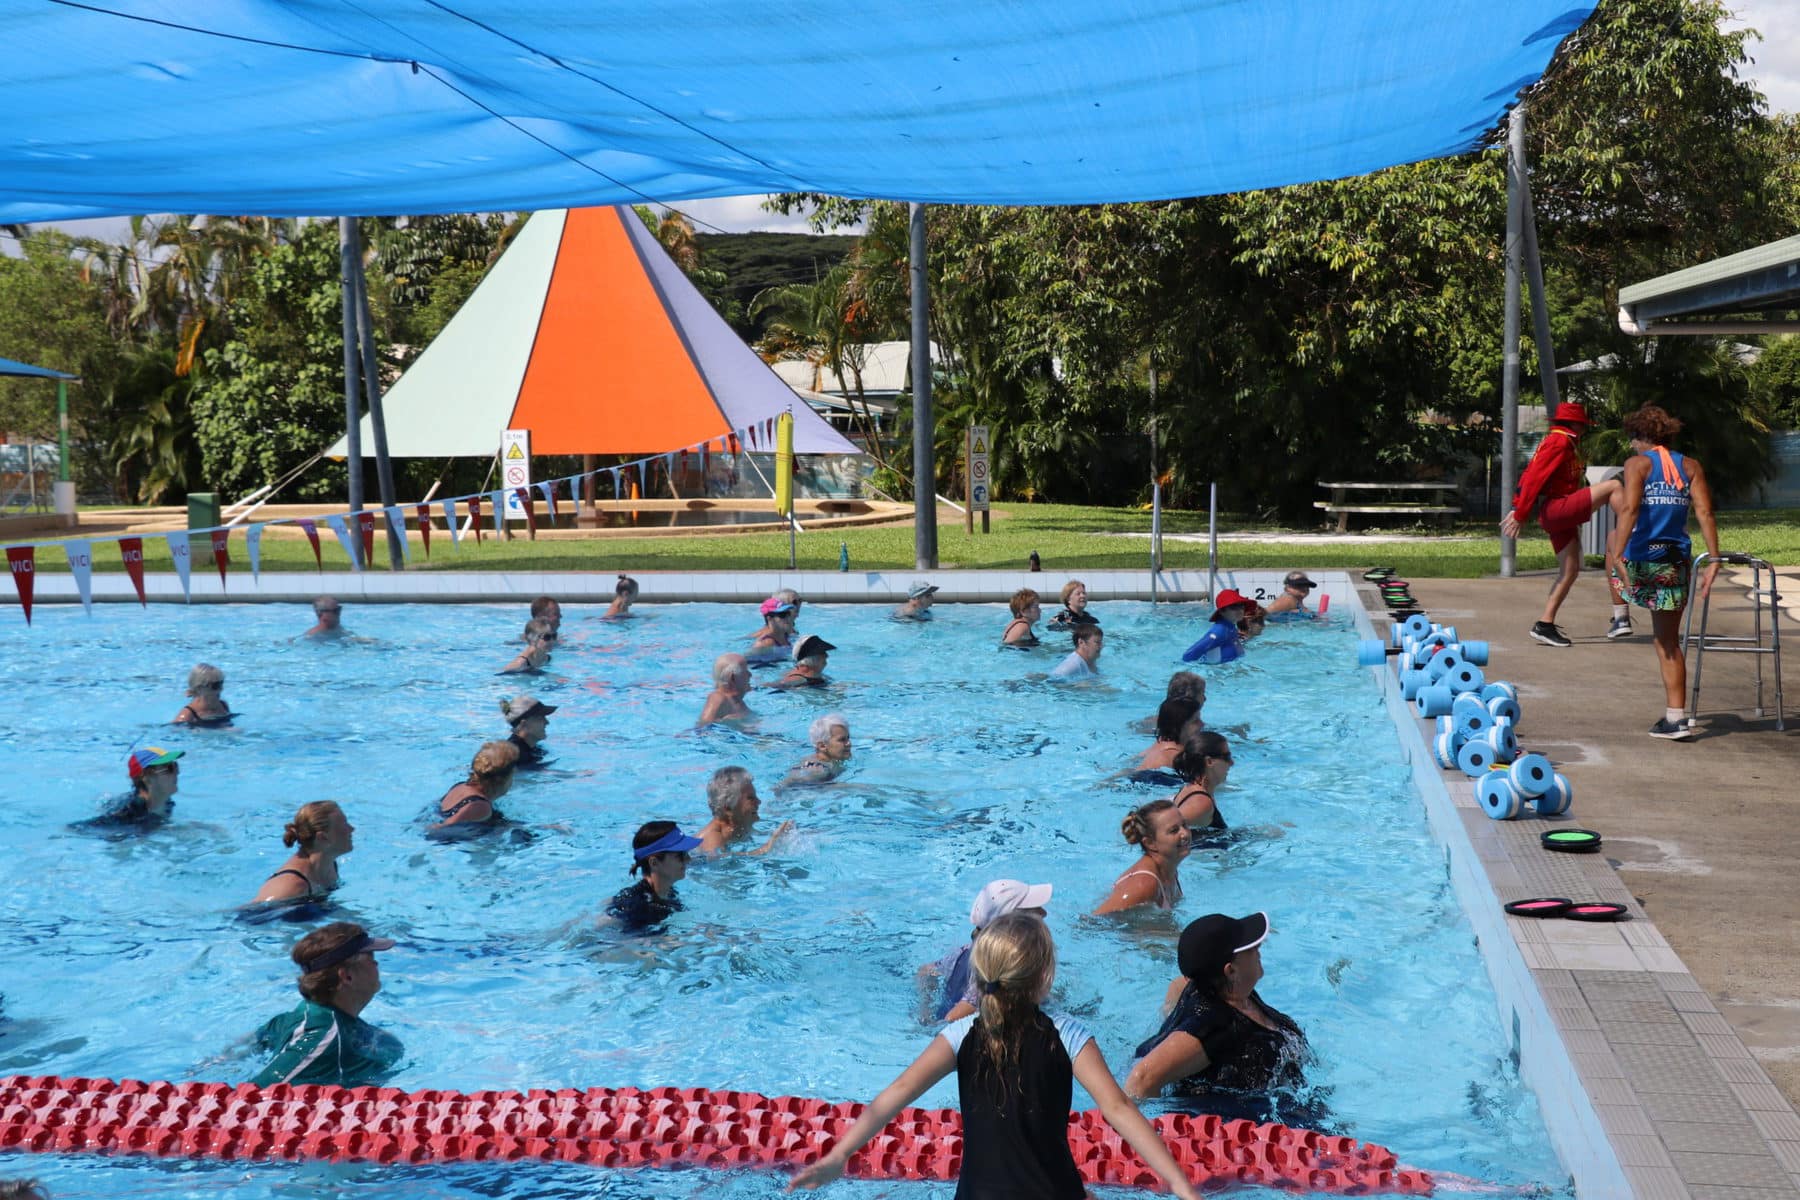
634, 828, 703, 860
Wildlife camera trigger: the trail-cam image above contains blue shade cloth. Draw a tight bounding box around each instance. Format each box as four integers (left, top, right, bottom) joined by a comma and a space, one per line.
0, 357, 77, 380
0, 1, 1592, 221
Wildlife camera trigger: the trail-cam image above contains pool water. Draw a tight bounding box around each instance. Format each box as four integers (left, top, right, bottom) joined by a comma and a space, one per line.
0, 599, 1568, 1198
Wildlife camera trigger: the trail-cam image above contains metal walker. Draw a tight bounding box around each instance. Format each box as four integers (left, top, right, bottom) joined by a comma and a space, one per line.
1681, 552, 1786, 731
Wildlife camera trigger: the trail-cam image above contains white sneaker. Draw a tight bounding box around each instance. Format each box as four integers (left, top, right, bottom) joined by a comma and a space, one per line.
1606, 614, 1633, 639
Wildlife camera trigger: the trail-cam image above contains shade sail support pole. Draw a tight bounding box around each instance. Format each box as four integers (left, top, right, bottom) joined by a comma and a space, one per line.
338, 217, 365, 570
348, 221, 404, 570
1517, 148, 1560, 407
1499, 108, 1524, 579
909, 202, 936, 570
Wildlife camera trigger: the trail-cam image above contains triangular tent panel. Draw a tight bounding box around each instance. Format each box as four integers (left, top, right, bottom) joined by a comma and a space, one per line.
0, 2, 1594, 221
329, 207, 858, 458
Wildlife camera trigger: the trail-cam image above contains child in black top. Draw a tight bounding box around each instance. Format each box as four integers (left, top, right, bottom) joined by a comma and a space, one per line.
789, 913, 1199, 1200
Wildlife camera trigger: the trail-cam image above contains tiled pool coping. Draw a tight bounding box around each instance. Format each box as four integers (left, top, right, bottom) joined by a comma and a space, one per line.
15, 566, 1800, 1198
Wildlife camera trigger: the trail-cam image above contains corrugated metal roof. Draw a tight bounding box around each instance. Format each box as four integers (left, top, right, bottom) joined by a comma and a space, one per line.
1618, 234, 1800, 319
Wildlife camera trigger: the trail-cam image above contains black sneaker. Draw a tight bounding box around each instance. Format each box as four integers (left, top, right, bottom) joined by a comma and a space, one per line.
1647, 718, 1694, 741
1606, 614, 1633, 639
1530, 621, 1572, 648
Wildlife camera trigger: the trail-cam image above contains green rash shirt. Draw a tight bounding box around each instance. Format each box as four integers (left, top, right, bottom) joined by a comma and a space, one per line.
251, 997, 403, 1087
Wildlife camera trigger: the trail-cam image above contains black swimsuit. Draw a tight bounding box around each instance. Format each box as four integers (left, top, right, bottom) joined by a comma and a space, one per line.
1002, 620, 1040, 648
263, 867, 329, 899
178, 704, 234, 727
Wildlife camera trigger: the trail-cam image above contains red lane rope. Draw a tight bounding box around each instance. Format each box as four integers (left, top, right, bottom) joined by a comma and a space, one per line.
0, 1075, 1433, 1194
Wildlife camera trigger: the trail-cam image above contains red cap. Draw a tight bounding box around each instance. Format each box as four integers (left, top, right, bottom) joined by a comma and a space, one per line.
1552, 402, 1590, 427
1209, 589, 1252, 621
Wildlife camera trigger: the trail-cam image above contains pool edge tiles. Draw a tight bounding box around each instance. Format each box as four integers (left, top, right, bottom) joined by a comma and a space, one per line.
1345, 581, 1800, 1200
17, 567, 1349, 606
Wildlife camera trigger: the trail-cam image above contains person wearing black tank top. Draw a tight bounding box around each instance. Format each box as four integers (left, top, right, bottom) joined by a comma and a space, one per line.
252, 801, 354, 905
789, 913, 1200, 1200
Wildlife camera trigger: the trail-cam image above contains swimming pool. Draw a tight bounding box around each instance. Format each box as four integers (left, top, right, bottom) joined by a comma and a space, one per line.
0, 599, 1569, 1197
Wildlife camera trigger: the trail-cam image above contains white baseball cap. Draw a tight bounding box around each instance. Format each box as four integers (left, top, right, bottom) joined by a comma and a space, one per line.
969, 879, 1054, 930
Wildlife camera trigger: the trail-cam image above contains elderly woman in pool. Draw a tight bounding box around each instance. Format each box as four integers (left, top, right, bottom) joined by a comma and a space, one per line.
253, 800, 355, 904
500, 618, 556, 675
785, 713, 853, 785
173, 662, 233, 726
1000, 588, 1042, 647
698, 652, 754, 726
1095, 799, 1190, 915
747, 598, 798, 665
694, 766, 792, 854
428, 740, 520, 835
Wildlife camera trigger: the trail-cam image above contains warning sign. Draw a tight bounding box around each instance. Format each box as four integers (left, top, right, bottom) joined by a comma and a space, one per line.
968, 425, 990, 512
501, 430, 531, 518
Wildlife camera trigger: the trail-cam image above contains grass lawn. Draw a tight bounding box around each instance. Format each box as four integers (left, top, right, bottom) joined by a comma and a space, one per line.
16, 504, 1798, 577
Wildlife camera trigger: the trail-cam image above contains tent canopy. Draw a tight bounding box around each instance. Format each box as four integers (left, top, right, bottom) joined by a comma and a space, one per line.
1, 1, 1592, 221
0, 357, 77, 380
326, 206, 859, 458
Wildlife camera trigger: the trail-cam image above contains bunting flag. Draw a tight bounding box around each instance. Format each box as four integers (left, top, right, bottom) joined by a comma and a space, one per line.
356, 511, 377, 565
323, 514, 358, 568
608, 467, 620, 498
468, 495, 484, 543
440, 498, 460, 546
166, 532, 192, 601
383, 506, 410, 561
415, 503, 433, 558
6, 545, 35, 624
245, 523, 264, 581
63, 539, 93, 615
514, 487, 538, 536
118, 536, 147, 605
488, 491, 506, 535
209, 528, 231, 589
536, 480, 558, 523
296, 518, 323, 570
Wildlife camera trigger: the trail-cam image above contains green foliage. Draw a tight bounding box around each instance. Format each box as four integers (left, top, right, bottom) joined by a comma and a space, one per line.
1749, 335, 1800, 428
191, 222, 349, 502
697, 232, 858, 339
0, 231, 114, 442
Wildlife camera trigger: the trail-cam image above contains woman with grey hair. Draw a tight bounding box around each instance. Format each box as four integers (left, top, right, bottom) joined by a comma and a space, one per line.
698, 652, 753, 726
695, 766, 793, 854
174, 662, 233, 726
786, 713, 852, 785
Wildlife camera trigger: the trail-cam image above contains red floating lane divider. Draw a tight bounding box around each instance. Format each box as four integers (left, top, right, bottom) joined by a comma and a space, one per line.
0, 1075, 1432, 1195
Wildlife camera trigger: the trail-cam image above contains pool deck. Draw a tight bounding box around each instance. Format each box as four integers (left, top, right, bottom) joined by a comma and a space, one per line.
1380, 573, 1800, 1200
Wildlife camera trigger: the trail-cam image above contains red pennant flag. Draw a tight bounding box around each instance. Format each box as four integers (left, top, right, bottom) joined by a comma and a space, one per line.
118, 536, 148, 605
728, 434, 740, 455
296, 519, 323, 570
210, 528, 231, 588
415, 503, 432, 559
6, 545, 35, 624
469, 495, 484, 543
356, 511, 376, 564
513, 487, 538, 536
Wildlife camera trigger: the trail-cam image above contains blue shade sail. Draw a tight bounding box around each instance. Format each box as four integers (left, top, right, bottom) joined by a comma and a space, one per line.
0, 357, 78, 380
0, 1, 1591, 220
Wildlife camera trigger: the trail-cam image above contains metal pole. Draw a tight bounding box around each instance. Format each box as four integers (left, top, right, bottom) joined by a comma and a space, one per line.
56, 381, 69, 483
337, 218, 365, 563
1518, 161, 1561, 405
909, 202, 937, 570
1499, 108, 1524, 578
349, 221, 404, 570
1150, 480, 1162, 604
1207, 481, 1219, 600
964, 426, 973, 535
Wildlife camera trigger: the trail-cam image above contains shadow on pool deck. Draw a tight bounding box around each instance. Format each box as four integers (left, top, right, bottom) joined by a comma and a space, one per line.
1417, 573, 1800, 1107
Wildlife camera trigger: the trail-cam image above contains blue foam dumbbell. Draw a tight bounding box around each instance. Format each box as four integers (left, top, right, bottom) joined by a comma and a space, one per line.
1402, 614, 1432, 641
1508, 753, 1554, 798
1415, 685, 1455, 719
1481, 681, 1517, 705
1484, 719, 1519, 762
1357, 639, 1389, 666
1456, 737, 1495, 776
1485, 694, 1521, 727
1458, 640, 1489, 666
1444, 663, 1485, 694
1478, 771, 1523, 820
1433, 730, 1458, 769
1534, 772, 1573, 816
1452, 695, 1494, 740
1400, 668, 1425, 701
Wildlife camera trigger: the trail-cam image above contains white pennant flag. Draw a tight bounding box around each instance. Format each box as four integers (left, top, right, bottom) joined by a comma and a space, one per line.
166, 532, 193, 601
383, 506, 411, 561
245, 524, 264, 581
609, 467, 620, 497
323, 514, 359, 567
440, 498, 461, 546
63, 539, 94, 615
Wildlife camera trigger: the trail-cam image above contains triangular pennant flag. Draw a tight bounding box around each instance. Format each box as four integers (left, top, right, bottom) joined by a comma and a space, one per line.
609, 467, 620, 497
6, 545, 36, 624
415, 503, 433, 559
63, 539, 94, 615
514, 487, 538, 536
323, 514, 359, 568
296, 518, 323, 570
383, 506, 411, 562
728, 434, 740, 455
488, 491, 506, 534
468, 495, 484, 543
166, 531, 192, 601
537, 480, 558, 522
118, 536, 148, 605
246, 524, 264, 581
440, 498, 461, 546
701, 443, 709, 473
209, 528, 231, 589
356, 511, 377, 566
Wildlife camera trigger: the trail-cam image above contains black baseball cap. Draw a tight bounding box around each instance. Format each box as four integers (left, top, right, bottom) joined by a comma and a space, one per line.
794, 634, 837, 661
1284, 571, 1317, 590
1177, 912, 1270, 981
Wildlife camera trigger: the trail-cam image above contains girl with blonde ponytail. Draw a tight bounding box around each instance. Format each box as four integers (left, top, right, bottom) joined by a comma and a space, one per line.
789, 912, 1200, 1200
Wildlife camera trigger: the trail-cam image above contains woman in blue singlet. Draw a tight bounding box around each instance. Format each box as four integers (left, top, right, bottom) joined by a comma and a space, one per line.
1608, 405, 1721, 741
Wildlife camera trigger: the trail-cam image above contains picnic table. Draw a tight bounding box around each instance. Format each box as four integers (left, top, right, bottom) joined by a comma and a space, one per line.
1315, 481, 1460, 532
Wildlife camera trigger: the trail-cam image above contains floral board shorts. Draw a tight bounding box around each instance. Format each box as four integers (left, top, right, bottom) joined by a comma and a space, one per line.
1618, 557, 1690, 612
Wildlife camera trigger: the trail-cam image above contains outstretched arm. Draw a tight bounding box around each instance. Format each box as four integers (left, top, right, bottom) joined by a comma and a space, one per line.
788, 1037, 956, 1190
1073, 1041, 1202, 1200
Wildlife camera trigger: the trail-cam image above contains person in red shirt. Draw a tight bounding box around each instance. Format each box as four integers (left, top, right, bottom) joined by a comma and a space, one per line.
1498, 402, 1627, 647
